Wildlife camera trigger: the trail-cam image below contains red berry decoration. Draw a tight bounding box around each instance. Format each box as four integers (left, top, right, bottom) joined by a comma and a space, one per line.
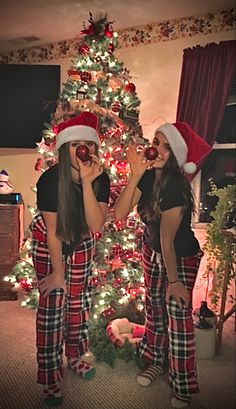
144, 146, 158, 160
76, 145, 91, 162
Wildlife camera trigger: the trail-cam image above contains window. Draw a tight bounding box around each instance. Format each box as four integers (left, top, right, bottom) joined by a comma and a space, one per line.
193, 78, 236, 224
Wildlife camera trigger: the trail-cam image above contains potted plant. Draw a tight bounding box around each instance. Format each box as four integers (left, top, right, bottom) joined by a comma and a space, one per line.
203, 181, 235, 309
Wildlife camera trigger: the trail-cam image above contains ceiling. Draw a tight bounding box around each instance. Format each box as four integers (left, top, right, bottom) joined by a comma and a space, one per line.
0, 0, 234, 53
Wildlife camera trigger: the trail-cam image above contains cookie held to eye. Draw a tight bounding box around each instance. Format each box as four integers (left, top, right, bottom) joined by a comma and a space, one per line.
144, 146, 158, 160
76, 145, 91, 162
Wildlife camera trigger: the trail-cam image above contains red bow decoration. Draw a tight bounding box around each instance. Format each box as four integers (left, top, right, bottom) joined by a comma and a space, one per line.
80, 25, 94, 35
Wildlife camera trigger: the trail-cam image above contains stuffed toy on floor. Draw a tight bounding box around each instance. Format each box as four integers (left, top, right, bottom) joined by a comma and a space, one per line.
106, 318, 145, 347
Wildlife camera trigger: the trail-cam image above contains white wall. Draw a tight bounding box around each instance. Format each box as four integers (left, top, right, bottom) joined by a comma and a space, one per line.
0, 29, 234, 231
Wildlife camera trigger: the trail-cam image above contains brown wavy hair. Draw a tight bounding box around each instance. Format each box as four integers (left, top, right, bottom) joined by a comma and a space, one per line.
141, 150, 195, 222
56, 142, 99, 243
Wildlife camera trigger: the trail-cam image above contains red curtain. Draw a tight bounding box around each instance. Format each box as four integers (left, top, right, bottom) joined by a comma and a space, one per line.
176, 40, 236, 146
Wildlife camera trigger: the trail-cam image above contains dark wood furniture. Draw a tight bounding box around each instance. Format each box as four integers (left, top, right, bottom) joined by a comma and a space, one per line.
0, 204, 24, 300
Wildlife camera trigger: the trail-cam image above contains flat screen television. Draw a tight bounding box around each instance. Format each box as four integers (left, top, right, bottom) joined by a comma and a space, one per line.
0, 64, 60, 148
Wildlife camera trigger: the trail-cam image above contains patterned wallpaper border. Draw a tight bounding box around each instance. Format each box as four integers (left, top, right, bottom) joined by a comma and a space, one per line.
0, 8, 235, 64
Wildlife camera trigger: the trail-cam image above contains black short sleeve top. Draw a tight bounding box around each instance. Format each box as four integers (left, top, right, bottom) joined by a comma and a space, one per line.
137, 169, 200, 256
36, 164, 110, 211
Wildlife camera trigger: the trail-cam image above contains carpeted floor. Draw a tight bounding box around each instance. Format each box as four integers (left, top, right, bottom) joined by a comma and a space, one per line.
0, 297, 235, 409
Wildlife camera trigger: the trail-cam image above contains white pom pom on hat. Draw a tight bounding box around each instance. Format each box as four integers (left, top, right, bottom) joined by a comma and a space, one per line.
155, 122, 212, 174
56, 111, 100, 150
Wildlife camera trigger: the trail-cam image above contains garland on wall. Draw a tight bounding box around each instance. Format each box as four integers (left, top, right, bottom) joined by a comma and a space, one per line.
0, 8, 235, 64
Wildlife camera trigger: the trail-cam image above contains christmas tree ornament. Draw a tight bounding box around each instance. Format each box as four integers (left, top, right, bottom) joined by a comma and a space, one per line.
111, 101, 121, 113
67, 69, 81, 81
44, 136, 55, 146
95, 56, 102, 64
95, 88, 102, 104
78, 43, 90, 55
126, 216, 137, 229
144, 146, 158, 160
111, 243, 123, 258
68, 69, 80, 77
76, 145, 91, 162
34, 158, 43, 171
76, 89, 86, 100
108, 43, 114, 53
124, 82, 136, 93
104, 23, 113, 38
101, 306, 116, 319
80, 71, 92, 83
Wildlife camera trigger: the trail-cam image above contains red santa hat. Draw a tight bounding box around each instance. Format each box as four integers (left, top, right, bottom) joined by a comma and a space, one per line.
56, 111, 99, 150
155, 122, 212, 174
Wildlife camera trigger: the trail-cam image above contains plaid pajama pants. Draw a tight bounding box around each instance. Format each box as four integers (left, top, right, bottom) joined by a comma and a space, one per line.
138, 241, 203, 397
31, 213, 95, 385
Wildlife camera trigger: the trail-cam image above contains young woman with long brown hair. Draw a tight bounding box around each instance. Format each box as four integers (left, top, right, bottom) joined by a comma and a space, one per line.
31, 112, 110, 406
114, 122, 212, 408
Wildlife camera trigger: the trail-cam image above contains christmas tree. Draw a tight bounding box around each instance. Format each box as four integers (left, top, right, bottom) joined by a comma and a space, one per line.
7, 13, 148, 366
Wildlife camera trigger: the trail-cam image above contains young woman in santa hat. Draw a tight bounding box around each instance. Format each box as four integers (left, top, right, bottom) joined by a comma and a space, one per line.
31, 111, 110, 406
114, 122, 212, 408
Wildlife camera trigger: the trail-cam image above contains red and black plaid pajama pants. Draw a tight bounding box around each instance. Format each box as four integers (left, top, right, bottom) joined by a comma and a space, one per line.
31, 213, 95, 385
138, 241, 203, 397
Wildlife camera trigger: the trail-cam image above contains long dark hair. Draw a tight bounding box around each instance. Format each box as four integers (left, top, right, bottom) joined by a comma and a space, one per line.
141, 150, 195, 222
56, 142, 100, 243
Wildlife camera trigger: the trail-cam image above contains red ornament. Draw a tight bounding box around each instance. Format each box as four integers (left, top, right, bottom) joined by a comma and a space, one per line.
19, 278, 32, 292
101, 306, 116, 319
124, 82, 136, 93
111, 244, 123, 258
108, 43, 114, 53
144, 146, 158, 160
68, 69, 80, 76
78, 43, 90, 54
34, 158, 43, 171
76, 145, 91, 162
126, 217, 137, 229
80, 71, 92, 83
104, 23, 113, 38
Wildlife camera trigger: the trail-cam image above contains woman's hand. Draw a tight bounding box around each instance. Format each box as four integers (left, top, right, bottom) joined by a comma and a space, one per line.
166, 281, 190, 309
38, 272, 67, 297
126, 143, 155, 179
77, 154, 103, 184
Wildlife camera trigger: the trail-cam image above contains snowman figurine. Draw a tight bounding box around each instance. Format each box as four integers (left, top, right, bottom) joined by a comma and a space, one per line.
0, 169, 13, 194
